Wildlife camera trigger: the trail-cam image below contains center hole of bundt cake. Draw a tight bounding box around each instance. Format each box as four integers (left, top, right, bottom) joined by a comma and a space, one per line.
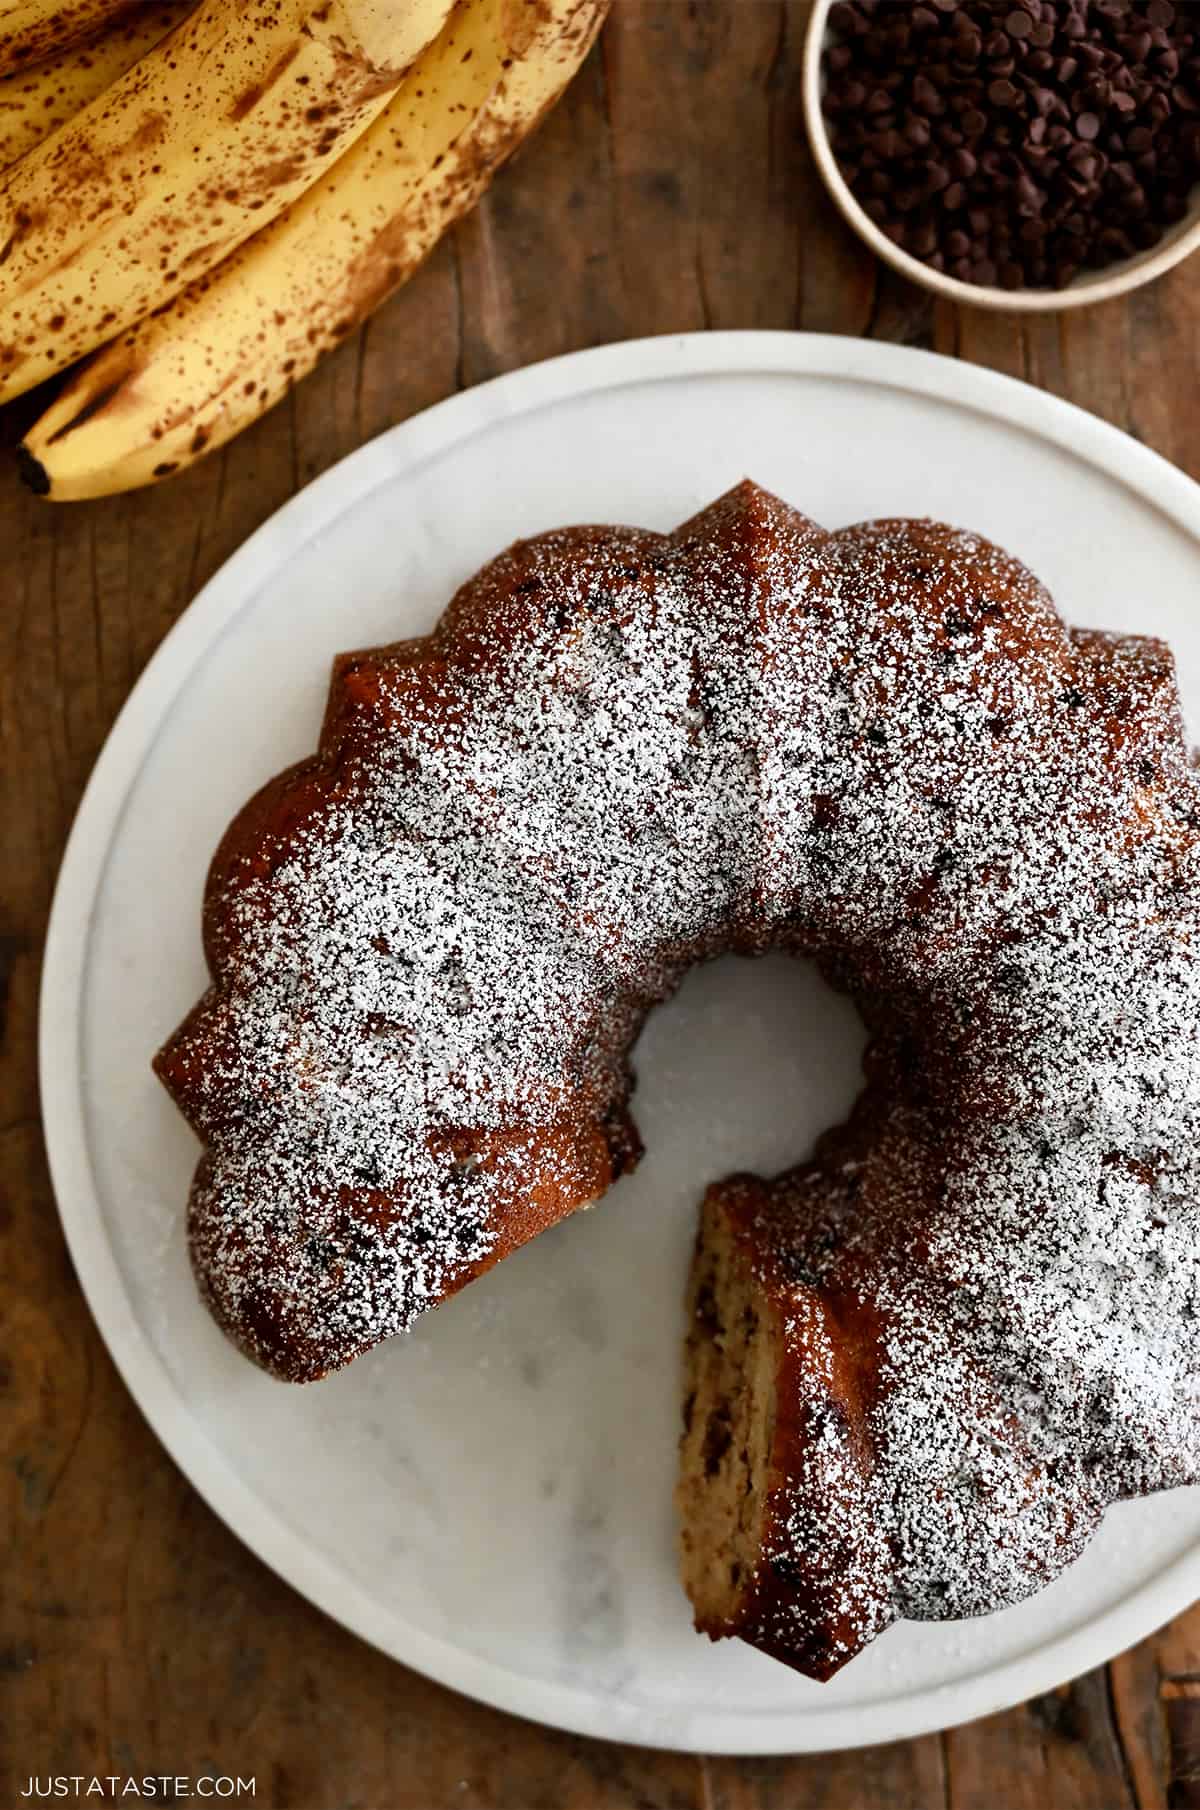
632, 951, 866, 1181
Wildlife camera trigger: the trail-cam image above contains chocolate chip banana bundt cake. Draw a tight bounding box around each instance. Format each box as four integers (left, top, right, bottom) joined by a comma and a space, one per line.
156, 480, 1200, 1680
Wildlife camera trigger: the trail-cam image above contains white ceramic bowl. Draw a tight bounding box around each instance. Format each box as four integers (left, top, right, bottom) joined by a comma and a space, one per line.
802, 0, 1200, 312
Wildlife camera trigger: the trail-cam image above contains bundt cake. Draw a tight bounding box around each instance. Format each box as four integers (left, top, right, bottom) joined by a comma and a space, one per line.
156, 479, 1200, 1680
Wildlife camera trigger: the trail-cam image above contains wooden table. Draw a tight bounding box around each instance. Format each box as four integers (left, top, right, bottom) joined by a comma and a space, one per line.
5, 3, 1200, 1804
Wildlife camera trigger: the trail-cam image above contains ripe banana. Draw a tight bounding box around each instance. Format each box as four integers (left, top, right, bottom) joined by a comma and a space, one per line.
0, 0, 135, 78
22, 0, 608, 500
0, 2, 194, 173
0, 0, 458, 403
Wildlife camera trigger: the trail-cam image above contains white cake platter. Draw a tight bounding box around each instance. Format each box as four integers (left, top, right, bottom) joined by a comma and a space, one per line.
40, 331, 1200, 1753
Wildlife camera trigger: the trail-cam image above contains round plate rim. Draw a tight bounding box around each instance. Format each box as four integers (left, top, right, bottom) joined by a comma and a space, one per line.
38, 328, 1200, 1756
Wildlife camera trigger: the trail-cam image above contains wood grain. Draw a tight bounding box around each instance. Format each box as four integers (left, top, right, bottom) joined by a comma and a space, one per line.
4, 3, 1200, 1804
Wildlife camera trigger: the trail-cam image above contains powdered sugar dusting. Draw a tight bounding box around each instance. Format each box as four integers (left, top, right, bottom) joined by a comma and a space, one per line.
157, 480, 1200, 1668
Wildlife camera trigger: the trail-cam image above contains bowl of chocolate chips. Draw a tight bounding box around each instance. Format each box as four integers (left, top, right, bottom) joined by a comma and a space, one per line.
804, 0, 1200, 309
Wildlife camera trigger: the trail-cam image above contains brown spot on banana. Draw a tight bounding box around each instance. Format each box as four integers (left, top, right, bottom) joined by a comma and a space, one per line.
501, 0, 548, 60
130, 108, 168, 152
228, 40, 303, 123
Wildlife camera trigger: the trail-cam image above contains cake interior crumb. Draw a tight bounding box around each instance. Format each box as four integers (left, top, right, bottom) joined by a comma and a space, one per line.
677, 1197, 777, 1630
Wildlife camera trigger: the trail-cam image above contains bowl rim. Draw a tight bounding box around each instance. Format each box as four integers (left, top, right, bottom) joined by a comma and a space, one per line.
801, 0, 1200, 314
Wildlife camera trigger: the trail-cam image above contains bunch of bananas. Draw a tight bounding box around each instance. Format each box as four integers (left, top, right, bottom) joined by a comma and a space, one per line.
0, 0, 608, 499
